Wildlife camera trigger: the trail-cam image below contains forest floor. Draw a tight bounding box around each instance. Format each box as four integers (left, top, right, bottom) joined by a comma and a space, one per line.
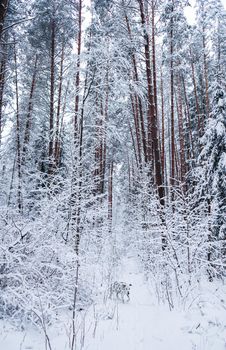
0, 255, 225, 350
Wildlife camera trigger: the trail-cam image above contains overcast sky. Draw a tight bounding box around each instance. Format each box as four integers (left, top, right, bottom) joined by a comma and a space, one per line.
83, 1, 226, 29
185, 0, 226, 24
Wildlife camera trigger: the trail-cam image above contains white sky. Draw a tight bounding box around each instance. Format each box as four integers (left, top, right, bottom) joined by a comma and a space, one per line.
184, 0, 226, 25
83, 0, 226, 27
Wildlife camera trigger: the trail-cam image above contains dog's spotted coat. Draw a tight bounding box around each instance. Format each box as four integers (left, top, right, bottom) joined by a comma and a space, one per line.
110, 281, 132, 302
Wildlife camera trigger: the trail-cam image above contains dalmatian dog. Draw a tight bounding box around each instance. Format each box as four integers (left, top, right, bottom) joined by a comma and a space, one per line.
110, 281, 132, 302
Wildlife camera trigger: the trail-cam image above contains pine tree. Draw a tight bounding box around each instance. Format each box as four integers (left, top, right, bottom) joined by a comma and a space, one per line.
199, 82, 226, 270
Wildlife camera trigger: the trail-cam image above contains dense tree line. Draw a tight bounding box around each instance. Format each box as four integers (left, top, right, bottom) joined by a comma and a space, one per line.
0, 0, 225, 338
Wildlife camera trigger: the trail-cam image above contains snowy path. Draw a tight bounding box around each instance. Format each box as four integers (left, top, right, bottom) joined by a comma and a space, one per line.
0, 256, 225, 350
84, 257, 194, 350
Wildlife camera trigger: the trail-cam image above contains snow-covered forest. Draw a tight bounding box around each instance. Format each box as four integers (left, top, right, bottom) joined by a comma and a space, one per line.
0, 0, 226, 349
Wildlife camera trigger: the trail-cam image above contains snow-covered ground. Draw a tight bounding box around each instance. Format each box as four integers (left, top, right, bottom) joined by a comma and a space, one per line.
0, 256, 225, 350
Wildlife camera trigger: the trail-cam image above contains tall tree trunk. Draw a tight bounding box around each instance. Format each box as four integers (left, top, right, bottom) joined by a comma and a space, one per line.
181, 75, 194, 162
127, 152, 131, 193
108, 161, 113, 233
160, 68, 165, 186
73, 0, 83, 246
14, 42, 22, 212
138, 0, 164, 205
151, 0, 162, 173
74, 0, 82, 141
93, 66, 108, 196
0, 0, 8, 39
202, 24, 210, 119
48, 18, 55, 174
124, 10, 147, 163
54, 44, 65, 168
170, 2, 175, 190
0, 47, 6, 145
190, 48, 202, 137
138, 0, 152, 163
139, 0, 166, 250
71, 4, 83, 347
94, 96, 101, 193
177, 75, 186, 185
151, 0, 158, 121
100, 72, 108, 195
128, 118, 139, 167
22, 55, 38, 165
56, 81, 69, 168
130, 93, 142, 165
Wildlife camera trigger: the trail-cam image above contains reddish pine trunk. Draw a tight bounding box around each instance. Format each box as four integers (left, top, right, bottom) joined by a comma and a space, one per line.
190, 48, 202, 137
130, 93, 142, 165
138, 0, 164, 204
151, 0, 158, 121
138, 0, 152, 162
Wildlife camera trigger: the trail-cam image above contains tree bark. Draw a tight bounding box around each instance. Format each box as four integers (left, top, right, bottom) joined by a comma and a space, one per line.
14, 42, 22, 212
48, 18, 56, 174
138, 0, 164, 204
0, 47, 6, 145
190, 48, 202, 137
160, 68, 165, 185
181, 75, 194, 162
202, 24, 210, 119
54, 44, 65, 168
0, 0, 8, 39
124, 11, 147, 164
22, 55, 38, 165
177, 75, 186, 185
74, 0, 82, 142
130, 93, 142, 165
108, 162, 113, 233
151, 0, 158, 123
170, 2, 175, 189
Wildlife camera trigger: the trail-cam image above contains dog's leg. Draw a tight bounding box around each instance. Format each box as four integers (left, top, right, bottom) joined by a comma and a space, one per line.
121, 293, 124, 303
122, 291, 126, 303
127, 291, 130, 302
109, 284, 115, 299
